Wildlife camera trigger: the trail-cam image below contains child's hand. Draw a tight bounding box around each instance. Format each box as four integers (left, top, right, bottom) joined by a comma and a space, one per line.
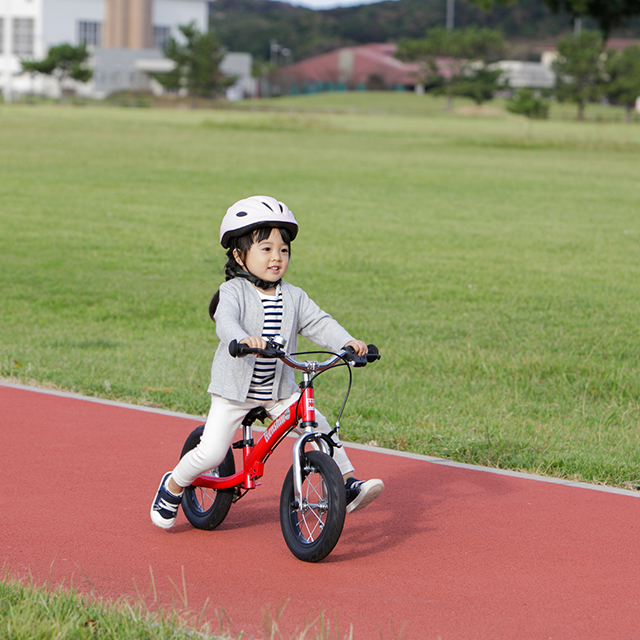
240, 336, 267, 350
344, 340, 368, 356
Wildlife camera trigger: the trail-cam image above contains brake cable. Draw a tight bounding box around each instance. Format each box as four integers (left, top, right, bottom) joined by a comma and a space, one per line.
289, 350, 354, 440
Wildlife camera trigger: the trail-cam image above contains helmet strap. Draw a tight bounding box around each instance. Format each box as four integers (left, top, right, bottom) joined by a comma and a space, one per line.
226, 265, 282, 291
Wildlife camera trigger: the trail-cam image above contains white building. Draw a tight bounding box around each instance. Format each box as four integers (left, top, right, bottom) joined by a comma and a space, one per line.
0, 0, 254, 100
494, 60, 556, 90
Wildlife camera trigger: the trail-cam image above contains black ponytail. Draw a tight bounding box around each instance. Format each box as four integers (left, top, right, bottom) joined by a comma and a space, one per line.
208, 291, 221, 321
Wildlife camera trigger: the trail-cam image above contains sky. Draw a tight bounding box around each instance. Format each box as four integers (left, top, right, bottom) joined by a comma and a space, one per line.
281, 0, 388, 10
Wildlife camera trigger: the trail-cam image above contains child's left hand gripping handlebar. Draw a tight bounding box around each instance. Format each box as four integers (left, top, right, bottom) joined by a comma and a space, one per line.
343, 344, 380, 367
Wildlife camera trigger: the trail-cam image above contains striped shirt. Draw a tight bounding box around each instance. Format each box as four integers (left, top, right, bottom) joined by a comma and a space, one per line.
247, 288, 283, 401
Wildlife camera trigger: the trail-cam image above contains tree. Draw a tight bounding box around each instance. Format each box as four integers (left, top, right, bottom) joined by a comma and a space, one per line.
604, 45, 640, 123
552, 29, 604, 120
21, 43, 92, 102
397, 27, 505, 111
541, 0, 640, 38
454, 65, 506, 105
468, 0, 640, 38
506, 88, 550, 118
152, 23, 232, 102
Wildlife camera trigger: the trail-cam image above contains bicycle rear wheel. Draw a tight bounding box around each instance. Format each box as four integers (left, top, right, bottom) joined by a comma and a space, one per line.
180, 425, 235, 531
279, 451, 346, 562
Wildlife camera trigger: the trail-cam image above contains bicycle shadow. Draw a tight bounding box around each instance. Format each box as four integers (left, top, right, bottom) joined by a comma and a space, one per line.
324, 457, 521, 563
167, 491, 280, 534
167, 454, 522, 563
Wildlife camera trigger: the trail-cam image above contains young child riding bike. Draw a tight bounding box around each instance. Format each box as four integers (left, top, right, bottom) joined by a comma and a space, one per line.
151, 196, 384, 529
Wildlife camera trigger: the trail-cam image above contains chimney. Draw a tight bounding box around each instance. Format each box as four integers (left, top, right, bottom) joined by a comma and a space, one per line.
104, 0, 153, 49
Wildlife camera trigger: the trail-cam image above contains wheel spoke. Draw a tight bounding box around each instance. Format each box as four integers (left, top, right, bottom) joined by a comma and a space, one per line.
280, 451, 346, 562
180, 429, 235, 531
300, 505, 323, 540
294, 468, 329, 542
195, 487, 215, 512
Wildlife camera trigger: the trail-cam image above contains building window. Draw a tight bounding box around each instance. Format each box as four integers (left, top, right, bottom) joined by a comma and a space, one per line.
78, 21, 102, 47
13, 18, 34, 56
0, 18, 4, 55
154, 26, 171, 51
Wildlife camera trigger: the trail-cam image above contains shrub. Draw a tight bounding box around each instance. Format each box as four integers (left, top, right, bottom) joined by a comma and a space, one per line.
506, 88, 549, 119
366, 73, 386, 91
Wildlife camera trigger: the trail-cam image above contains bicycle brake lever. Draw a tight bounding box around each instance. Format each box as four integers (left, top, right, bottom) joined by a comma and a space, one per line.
343, 345, 368, 367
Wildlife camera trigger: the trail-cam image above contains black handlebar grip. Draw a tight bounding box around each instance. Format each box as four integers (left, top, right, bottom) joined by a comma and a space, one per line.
229, 340, 252, 358
366, 344, 381, 362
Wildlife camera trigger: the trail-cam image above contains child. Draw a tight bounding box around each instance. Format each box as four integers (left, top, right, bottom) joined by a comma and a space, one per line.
151, 195, 384, 529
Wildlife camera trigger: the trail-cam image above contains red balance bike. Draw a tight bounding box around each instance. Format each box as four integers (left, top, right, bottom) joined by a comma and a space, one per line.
179, 338, 380, 563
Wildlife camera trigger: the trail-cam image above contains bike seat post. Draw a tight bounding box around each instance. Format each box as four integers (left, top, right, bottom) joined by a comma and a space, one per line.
243, 422, 253, 449
242, 422, 254, 489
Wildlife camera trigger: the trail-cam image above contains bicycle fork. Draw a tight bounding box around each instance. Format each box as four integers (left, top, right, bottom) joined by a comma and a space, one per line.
291, 375, 336, 509
292, 429, 334, 509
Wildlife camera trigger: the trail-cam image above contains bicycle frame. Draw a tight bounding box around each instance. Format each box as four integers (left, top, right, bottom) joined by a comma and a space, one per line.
189, 340, 379, 509
178, 340, 379, 561
190, 373, 329, 500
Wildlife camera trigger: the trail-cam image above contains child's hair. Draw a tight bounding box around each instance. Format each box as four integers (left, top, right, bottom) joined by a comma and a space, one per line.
208, 226, 293, 321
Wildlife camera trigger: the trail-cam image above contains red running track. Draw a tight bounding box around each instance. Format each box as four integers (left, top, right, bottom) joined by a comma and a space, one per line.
2, 382, 640, 639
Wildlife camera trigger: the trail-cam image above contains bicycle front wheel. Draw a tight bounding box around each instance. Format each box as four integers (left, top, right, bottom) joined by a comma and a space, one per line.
279, 451, 346, 562
180, 425, 236, 531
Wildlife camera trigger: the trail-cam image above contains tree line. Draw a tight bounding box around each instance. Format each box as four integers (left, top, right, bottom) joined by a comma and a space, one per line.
397, 26, 640, 121
211, 0, 640, 63
15, 0, 640, 119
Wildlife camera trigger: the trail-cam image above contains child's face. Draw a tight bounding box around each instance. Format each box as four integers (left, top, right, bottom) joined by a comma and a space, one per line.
241, 228, 290, 284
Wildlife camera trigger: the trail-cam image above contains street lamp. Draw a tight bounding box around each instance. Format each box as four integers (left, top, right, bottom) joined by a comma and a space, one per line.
270, 40, 291, 67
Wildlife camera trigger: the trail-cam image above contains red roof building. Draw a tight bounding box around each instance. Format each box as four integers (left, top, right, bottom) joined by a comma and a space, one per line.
275, 43, 421, 93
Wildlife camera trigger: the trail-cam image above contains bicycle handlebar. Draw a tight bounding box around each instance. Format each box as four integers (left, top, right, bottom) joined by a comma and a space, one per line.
228, 338, 380, 373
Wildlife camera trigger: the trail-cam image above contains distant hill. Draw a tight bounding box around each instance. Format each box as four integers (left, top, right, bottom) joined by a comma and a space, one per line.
211, 0, 640, 62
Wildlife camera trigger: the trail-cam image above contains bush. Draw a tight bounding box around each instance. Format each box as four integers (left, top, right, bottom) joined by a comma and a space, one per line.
506, 88, 549, 119
366, 73, 386, 91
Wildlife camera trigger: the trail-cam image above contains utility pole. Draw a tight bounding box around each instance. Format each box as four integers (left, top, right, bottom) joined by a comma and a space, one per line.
446, 0, 455, 30
270, 39, 280, 67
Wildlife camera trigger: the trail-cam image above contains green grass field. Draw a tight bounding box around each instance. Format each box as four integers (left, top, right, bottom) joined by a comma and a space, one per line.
0, 572, 230, 640
231, 90, 640, 123
1, 93, 639, 488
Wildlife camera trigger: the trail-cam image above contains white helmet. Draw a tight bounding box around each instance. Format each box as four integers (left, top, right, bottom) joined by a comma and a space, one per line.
220, 196, 298, 249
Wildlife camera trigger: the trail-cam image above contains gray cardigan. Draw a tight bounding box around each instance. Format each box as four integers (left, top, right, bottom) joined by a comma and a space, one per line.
208, 278, 355, 402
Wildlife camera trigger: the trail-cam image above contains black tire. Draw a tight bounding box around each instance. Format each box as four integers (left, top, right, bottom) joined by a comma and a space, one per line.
279, 450, 346, 562
180, 425, 235, 530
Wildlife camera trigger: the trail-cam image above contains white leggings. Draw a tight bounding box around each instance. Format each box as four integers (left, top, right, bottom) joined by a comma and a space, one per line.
171, 392, 355, 488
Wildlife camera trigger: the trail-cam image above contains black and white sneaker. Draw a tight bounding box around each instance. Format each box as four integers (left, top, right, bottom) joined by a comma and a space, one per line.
150, 472, 183, 529
345, 477, 385, 513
